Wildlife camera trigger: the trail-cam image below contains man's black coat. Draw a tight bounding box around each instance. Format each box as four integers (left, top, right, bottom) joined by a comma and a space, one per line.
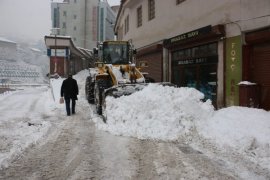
61, 77, 79, 100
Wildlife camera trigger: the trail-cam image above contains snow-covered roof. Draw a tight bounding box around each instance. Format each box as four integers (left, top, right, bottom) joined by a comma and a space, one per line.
238, 81, 257, 85
31, 48, 41, 52
0, 37, 16, 44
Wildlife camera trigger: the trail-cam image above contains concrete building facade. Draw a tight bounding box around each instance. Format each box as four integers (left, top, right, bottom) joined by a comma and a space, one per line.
51, 0, 116, 50
115, 0, 270, 110
98, 1, 117, 42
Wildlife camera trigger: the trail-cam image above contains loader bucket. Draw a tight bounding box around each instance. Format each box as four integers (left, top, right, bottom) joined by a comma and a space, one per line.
104, 82, 175, 98
104, 83, 147, 98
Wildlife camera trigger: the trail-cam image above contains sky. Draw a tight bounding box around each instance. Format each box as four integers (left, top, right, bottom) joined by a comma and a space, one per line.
0, 0, 120, 42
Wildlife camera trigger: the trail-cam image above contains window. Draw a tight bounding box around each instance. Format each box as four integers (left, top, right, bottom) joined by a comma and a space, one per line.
62, 22, 66, 28
124, 15, 129, 34
148, 0, 155, 20
53, 8, 59, 28
74, 0, 77, 3
74, 26, 76, 31
63, 11, 67, 16
137, 6, 142, 27
74, 15, 77, 19
173, 43, 218, 61
73, 37, 76, 41
176, 0, 186, 5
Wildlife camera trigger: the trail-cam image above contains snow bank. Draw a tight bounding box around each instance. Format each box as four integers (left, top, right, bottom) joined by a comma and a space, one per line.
50, 78, 63, 103
94, 84, 214, 140
52, 70, 270, 170
0, 86, 54, 168
198, 106, 270, 169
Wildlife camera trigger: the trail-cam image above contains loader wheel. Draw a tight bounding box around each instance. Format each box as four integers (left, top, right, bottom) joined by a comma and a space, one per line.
94, 80, 104, 115
85, 76, 94, 104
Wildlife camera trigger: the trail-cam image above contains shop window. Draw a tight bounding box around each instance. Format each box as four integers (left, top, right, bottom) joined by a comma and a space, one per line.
173, 43, 217, 61
199, 45, 208, 56
192, 47, 199, 57
199, 65, 217, 102
148, 0, 155, 21
184, 49, 191, 58
208, 43, 217, 55
184, 67, 197, 88
172, 42, 218, 106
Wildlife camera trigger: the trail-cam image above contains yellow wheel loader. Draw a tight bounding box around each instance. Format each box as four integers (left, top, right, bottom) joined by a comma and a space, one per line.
85, 41, 147, 118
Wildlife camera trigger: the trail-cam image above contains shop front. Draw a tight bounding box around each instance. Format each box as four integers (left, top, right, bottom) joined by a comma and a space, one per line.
243, 27, 270, 110
164, 25, 225, 108
45, 36, 93, 78
172, 43, 218, 104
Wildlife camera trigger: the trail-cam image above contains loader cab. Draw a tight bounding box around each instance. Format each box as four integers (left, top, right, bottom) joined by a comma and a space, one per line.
102, 41, 130, 65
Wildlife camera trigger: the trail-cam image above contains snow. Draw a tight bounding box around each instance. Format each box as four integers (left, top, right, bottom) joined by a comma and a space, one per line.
97, 84, 214, 141
0, 69, 270, 172
198, 106, 270, 169
0, 86, 54, 168
30, 48, 41, 52
238, 81, 257, 85
0, 37, 16, 44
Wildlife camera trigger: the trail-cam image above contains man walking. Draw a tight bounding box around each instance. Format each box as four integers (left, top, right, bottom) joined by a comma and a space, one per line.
61, 74, 79, 116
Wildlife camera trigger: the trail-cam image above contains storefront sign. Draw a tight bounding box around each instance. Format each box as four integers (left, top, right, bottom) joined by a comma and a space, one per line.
173, 56, 218, 66
164, 25, 212, 45
226, 36, 242, 106
47, 48, 70, 57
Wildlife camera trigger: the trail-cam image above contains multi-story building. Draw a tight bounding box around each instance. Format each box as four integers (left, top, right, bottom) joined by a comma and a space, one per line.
98, 1, 117, 41
115, 0, 270, 110
51, 0, 116, 50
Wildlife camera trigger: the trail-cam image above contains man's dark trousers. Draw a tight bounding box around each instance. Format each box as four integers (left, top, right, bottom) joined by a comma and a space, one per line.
65, 98, 76, 116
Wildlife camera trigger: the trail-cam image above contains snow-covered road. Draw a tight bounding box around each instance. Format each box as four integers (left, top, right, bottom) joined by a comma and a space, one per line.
0, 91, 244, 179
0, 70, 269, 179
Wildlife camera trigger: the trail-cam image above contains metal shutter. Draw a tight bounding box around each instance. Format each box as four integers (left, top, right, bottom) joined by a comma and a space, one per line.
252, 43, 270, 110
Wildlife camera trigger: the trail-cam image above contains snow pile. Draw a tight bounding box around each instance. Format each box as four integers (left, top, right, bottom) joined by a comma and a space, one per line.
94, 84, 214, 140
50, 78, 63, 103
198, 106, 270, 169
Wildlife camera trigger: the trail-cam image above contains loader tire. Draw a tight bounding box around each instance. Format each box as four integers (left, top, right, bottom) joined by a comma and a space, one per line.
85, 76, 95, 104
94, 80, 106, 115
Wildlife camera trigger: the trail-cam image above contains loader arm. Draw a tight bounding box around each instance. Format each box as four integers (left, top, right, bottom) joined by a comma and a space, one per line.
105, 65, 118, 86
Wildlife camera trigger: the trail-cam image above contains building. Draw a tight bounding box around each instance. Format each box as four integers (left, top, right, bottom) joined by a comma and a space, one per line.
98, 0, 117, 42
0, 37, 17, 61
51, 0, 116, 50
51, 0, 99, 50
114, 0, 270, 110
44, 35, 93, 77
